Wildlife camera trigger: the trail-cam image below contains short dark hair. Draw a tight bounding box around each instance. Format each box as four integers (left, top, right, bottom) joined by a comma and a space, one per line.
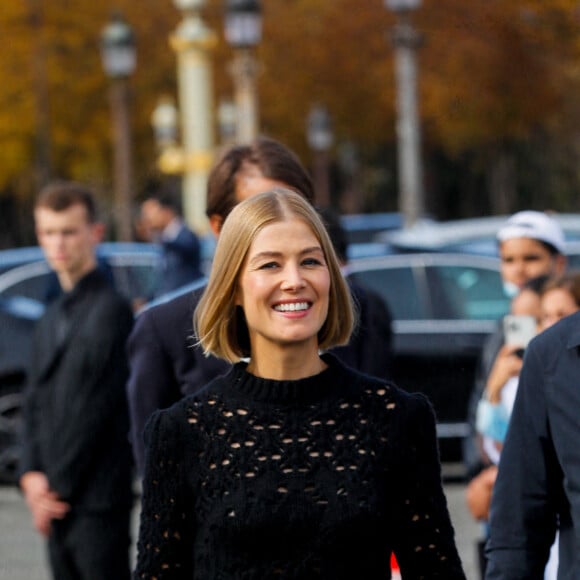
35, 181, 97, 223
206, 137, 315, 221
318, 207, 348, 263
141, 183, 182, 215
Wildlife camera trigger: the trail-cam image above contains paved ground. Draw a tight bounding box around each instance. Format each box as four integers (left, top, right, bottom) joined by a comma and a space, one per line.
0, 476, 481, 580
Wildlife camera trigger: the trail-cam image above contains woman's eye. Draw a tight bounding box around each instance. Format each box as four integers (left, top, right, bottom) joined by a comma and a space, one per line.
259, 261, 279, 270
302, 257, 323, 267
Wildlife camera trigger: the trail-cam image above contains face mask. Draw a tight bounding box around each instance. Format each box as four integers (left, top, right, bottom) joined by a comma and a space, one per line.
502, 281, 520, 298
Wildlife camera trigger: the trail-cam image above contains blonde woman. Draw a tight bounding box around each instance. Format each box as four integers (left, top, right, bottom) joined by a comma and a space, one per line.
134, 190, 465, 579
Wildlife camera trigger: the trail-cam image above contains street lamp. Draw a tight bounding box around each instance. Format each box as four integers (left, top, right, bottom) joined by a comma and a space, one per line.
100, 11, 136, 241
170, 0, 217, 233
306, 104, 334, 208
385, 0, 424, 228
151, 95, 187, 175
217, 98, 238, 146
224, 0, 262, 144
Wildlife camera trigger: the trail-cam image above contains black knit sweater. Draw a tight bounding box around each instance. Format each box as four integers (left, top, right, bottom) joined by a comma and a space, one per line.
134, 354, 465, 579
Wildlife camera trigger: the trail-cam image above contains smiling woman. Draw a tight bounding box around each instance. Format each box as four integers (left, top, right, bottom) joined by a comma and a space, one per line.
195, 188, 351, 373
134, 189, 466, 579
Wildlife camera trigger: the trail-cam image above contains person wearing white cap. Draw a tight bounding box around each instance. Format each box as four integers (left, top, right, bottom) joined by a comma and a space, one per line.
464, 210, 567, 577
496, 210, 566, 298
466, 211, 567, 472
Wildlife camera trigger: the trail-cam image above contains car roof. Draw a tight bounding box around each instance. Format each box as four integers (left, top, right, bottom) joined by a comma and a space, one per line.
378, 214, 580, 255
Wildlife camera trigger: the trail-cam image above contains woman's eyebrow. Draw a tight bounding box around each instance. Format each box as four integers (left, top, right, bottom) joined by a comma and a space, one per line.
248, 246, 323, 264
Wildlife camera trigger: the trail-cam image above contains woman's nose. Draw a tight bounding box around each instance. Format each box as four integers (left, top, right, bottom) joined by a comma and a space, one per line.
280, 264, 306, 291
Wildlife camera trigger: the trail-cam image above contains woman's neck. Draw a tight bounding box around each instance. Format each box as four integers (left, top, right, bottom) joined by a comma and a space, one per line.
247, 346, 326, 381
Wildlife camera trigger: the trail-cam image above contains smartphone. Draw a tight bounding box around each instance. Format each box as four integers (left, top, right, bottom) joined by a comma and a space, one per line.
503, 314, 537, 355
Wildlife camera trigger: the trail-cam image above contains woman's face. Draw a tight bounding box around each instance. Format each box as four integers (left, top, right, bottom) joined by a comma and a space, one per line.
237, 217, 330, 358
541, 288, 579, 330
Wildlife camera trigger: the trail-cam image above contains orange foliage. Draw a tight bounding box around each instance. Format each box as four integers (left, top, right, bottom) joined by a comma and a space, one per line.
0, 0, 578, 211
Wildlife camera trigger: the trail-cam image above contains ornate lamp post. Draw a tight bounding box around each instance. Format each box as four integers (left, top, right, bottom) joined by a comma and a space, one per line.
224, 0, 262, 144
217, 98, 238, 146
385, 0, 424, 228
306, 104, 334, 208
150, 95, 186, 175
100, 12, 136, 241
170, 0, 217, 233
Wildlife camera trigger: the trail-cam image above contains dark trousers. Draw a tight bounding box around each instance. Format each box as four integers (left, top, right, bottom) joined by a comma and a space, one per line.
47, 509, 131, 580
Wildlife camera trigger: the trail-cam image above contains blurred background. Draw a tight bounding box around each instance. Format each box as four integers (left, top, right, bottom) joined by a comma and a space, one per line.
2, 6, 580, 575
1, 0, 580, 245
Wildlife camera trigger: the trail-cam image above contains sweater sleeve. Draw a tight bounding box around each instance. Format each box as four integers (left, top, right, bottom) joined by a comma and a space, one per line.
392, 393, 466, 579
134, 408, 195, 579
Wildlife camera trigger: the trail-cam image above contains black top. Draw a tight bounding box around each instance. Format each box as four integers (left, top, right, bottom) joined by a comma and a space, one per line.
19, 268, 134, 510
134, 354, 465, 579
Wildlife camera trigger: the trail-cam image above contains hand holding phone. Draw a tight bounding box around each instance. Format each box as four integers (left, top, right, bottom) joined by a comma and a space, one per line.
503, 314, 537, 352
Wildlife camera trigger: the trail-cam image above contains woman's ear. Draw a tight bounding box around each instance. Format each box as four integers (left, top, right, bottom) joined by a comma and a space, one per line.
208, 214, 223, 238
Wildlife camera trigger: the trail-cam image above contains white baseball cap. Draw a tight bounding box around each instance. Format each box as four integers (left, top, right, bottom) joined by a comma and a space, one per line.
497, 211, 565, 254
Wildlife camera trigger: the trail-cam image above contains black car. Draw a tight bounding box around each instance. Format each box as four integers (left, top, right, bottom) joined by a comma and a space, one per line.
348, 253, 510, 464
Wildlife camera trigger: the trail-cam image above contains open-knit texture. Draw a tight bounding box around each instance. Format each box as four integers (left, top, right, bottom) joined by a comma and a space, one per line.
134, 354, 465, 579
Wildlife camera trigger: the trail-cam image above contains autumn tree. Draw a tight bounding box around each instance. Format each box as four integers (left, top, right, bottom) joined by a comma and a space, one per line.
0, 0, 579, 245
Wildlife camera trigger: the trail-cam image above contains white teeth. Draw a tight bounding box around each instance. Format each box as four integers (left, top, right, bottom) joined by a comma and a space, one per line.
274, 302, 309, 312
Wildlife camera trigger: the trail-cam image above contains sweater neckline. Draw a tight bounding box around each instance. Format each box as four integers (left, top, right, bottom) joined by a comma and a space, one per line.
229, 353, 345, 404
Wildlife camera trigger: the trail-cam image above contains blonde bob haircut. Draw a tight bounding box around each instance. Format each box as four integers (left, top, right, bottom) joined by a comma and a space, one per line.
194, 188, 355, 362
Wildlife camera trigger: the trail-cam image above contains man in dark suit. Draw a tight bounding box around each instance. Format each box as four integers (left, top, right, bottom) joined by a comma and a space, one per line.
140, 189, 203, 296
127, 138, 316, 474
19, 182, 134, 579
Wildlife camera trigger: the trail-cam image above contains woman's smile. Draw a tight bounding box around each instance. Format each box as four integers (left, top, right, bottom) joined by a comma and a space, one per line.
237, 217, 330, 356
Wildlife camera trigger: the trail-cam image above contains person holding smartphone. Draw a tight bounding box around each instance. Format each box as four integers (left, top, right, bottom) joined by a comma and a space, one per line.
475, 276, 546, 465
465, 211, 567, 578
465, 211, 567, 478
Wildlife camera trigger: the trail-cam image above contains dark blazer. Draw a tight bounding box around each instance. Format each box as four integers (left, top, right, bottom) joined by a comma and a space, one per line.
156, 223, 203, 296
19, 269, 134, 511
485, 311, 580, 578
330, 279, 393, 379
126, 290, 229, 474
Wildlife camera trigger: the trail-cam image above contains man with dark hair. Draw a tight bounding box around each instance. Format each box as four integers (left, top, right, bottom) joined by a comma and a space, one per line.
140, 188, 203, 296
19, 181, 134, 579
127, 137, 316, 474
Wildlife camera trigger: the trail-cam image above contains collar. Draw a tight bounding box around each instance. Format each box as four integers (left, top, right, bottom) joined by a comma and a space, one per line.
162, 217, 183, 241
61, 268, 106, 306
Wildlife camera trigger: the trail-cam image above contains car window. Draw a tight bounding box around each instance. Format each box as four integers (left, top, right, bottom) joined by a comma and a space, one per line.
566, 252, 580, 269
0, 252, 159, 305
426, 265, 509, 320
0, 262, 52, 302
350, 266, 425, 320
